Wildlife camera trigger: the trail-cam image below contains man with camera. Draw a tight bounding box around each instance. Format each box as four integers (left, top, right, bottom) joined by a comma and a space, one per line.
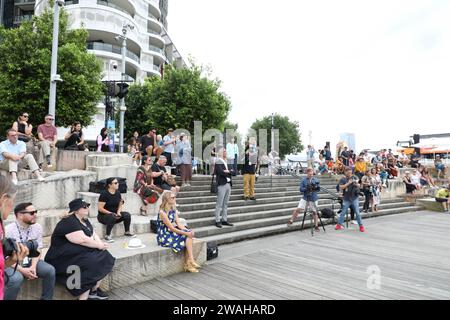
3, 202, 55, 300
335, 167, 365, 232
287, 168, 321, 231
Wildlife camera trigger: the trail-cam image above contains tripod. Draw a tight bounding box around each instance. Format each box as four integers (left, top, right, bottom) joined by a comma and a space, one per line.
300, 199, 326, 236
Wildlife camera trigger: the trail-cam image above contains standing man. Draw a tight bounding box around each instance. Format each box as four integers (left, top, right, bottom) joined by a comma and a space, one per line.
214, 148, 234, 228
0, 129, 45, 184
37, 114, 58, 168
340, 147, 350, 167
335, 167, 365, 232
306, 145, 316, 169
4, 202, 56, 300
287, 168, 321, 231
243, 142, 257, 201
162, 128, 176, 167
226, 137, 239, 176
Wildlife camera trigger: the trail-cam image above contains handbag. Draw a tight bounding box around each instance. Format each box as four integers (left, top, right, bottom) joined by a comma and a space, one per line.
210, 175, 218, 194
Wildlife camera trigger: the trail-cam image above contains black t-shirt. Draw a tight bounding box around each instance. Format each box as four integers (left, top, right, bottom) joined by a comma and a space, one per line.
339, 176, 360, 201
151, 163, 166, 186
98, 190, 123, 214
46, 214, 93, 261
242, 152, 256, 174
64, 131, 82, 149
140, 135, 155, 150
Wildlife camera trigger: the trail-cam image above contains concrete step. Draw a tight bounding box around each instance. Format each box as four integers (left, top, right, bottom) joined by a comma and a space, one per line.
18, 234, 206, 300
200, 206, 424, 245
179, 197, 408, 220
175, 190, 301, 204
185, 201, 417, 229
86, 153, 133, 167
180, 181, 337, 191
190, 202, 420, 237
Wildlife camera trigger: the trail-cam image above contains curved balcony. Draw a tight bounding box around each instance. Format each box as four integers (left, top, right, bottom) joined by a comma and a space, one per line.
87, 42, 140, 64
97, 0, 135, 19
148, 44, 164, 56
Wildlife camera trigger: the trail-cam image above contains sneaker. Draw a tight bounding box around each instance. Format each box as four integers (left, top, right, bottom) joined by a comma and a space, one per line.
359, 225, 365, 232
124, 232, 136, 238
36, 175, 45, 182
351, 220, 358, 225
221, 221, 234, 227
215, 222, 222, 228
104, 235, 114, 243
88, 288, 109, 300
335, 224, 344, 231
249, 197, 256, 201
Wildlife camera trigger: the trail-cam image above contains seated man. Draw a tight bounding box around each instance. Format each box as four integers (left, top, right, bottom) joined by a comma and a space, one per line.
434, 185, 450, 212
0, 129, 45, 184
151, 155, 180, 194
435, 155, 447, 179
37, 114, 58, 168
398, 150, 410, 167
4, 202, 56, 300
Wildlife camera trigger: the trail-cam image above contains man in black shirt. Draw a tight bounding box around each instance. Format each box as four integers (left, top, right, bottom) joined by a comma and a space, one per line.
140, 129, 156, 156
243, 143, 257, 200
335, 167, 365, 232
340, 147, 350, 166
151, 156, 180, 193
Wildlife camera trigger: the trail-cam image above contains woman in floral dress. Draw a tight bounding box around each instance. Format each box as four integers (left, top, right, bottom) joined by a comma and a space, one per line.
157, 192, 200, 273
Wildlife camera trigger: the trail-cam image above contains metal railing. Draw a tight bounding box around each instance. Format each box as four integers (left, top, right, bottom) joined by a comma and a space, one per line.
13, 14, 33, 24
148, 44, 164, 55
14, 0, 35, 4
87, 42, 140, 64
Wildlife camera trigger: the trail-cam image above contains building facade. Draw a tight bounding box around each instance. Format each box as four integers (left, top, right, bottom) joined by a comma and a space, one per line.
1, 0, 184, 142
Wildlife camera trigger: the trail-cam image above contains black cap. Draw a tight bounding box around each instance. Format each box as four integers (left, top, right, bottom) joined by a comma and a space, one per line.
68, 198, 90, 213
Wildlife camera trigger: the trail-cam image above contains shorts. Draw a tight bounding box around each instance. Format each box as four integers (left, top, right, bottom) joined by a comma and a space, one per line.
435, 198, 448, 203
297, 199, 319, 213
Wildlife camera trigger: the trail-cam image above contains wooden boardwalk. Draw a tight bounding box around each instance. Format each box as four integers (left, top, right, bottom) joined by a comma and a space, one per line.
110, 211, 450, 300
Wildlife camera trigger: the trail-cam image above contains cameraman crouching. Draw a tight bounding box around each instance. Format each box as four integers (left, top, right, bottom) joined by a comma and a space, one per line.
335, 167, 365, 232
4, 203, 55, 300
287, 168, 321, 231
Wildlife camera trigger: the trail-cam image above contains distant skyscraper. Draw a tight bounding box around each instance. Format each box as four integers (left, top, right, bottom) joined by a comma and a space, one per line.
340, 133, 356, 151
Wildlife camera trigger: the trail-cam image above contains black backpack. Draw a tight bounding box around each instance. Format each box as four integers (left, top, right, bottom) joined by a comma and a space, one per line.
321, 208, 335, 218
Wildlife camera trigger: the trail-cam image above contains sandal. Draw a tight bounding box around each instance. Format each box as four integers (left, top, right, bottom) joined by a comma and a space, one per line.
140, 208, 148, 216
287, 219, 294, 226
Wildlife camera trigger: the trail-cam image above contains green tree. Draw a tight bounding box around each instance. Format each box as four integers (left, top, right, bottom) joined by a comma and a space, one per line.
250, 114, 303, 158
0, 5, 103, 133
124, 83, 151, 139
124, 64, 231, 137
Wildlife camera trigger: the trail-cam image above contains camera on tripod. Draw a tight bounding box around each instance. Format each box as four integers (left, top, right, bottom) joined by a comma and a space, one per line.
2, 238, 40, 260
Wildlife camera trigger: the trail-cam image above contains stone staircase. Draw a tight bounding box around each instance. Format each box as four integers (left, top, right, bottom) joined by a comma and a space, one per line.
174, 175, 424, 245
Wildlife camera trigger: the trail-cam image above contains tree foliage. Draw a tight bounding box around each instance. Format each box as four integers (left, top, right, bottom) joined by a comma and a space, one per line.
125, 64, 231, 138
250, 114, 303, 158
0, 6, 103, 133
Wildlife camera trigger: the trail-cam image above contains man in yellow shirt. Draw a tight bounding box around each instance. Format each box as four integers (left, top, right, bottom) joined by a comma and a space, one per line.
435, 185, 450, 212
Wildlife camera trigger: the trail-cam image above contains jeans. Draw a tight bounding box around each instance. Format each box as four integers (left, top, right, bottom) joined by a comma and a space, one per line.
215, 183, 231, 223
338, 198, 363, 226
4, 260, 55, 300
97, 212, 131, 236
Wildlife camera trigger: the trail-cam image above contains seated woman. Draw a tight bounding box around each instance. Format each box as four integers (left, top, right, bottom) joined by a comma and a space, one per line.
127, 137, 142, 166
157, 192, 200, 273
64, 122, 85, 150
12, 112, 34, 155
419, 166, 436, 187
317, 154, 328, 175
435, 155, 447, 179
97, 178, 135, 243
402, 171, 417, 194
44, 198, 115, 300
133, 156, 163, 216
387, 156, 399, 178
334, 157, 345, 174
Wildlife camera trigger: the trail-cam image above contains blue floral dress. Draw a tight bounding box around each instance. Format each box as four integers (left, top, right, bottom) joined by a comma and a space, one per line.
157, 209, 189, 253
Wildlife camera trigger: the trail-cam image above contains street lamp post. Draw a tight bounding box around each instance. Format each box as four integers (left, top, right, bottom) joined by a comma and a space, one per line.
116, 22, 134, 153
48, 0, 65, 122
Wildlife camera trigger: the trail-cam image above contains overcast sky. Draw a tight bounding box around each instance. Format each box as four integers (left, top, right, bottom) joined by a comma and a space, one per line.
167, 0, 450, 152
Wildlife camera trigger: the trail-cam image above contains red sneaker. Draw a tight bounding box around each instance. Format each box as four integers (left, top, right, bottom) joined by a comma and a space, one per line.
335, 224, 344, 230
359, 225, 365, 232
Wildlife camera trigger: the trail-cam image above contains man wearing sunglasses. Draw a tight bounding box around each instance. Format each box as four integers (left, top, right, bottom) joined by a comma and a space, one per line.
0, 129, 45, 184
37, 114, 58, 169
3, 202, 56, 300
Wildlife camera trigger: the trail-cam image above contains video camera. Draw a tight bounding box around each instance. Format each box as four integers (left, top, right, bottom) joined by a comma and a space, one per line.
305, 181, 320, 193
2, 238, 40, 260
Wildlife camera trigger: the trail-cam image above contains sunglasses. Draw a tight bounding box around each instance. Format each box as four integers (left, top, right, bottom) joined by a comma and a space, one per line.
170, 196, 176, 199
46, 118, 54, 121
22, 115, 29, 118
19, 210, 38, 216
82, 204, 90, 209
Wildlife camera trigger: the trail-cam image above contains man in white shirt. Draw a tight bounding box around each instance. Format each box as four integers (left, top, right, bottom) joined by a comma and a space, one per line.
0, 129, 44, 184
226, 137, 239, 176
398, 150, 410, 167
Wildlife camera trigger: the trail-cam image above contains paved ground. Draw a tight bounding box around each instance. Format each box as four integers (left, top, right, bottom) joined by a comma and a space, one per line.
110, 210, 450, 300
